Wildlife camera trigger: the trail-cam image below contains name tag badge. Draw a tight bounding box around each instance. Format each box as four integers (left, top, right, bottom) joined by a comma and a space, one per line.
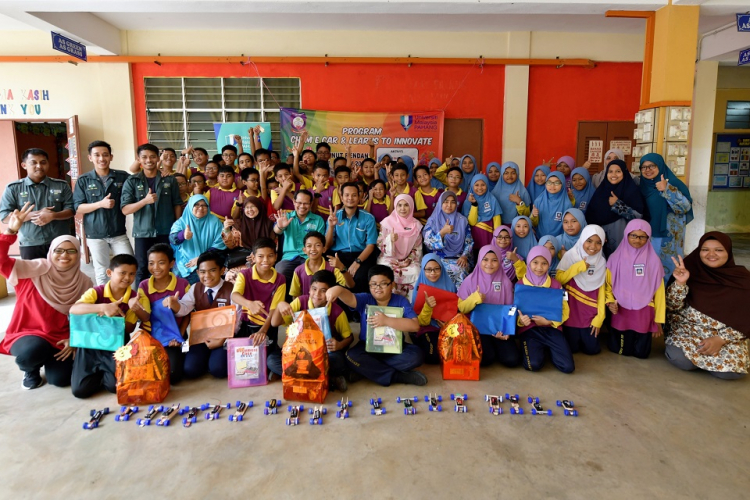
492, 281, 502, 292
404, 226, 413, 230
563, 291, 569, 301
587, 267, 595, 276
554, 211, 563, 222
634, 264, 645, 277
216, 298, 227, 304
508, 306, 517, 316
580, 201, 587, 210
483, 201, 491, 212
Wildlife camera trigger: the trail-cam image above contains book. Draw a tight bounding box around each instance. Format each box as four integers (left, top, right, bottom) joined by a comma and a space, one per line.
365, 305, 404, 354
227, 338, 268, 388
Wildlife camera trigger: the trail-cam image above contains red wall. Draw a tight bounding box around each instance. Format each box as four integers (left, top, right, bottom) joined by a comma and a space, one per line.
132, 62, 504, 164
525, 62, 642, 179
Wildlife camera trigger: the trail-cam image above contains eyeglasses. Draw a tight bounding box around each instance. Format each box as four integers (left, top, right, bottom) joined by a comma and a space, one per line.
641, 164, 658, 172
447, 175, 462, 180
369, 281, 392, 290
177, 182, 188, 187
628, 234, 650, 241
496, 235, 511, 241
194, 203, 209, 209
546, 180, 563, 186
53, 248, 79, 255
424, 267, 441, 273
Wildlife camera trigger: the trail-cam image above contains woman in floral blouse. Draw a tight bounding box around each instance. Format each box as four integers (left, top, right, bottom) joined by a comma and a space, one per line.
376, 194, 423, 300
665, 232, 748, 380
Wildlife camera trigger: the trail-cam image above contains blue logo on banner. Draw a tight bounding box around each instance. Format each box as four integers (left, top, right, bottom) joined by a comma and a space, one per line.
400, 115, 413, 131
51, 32, 87, 61
740, 48, 750, 67
737, 14, 750, 32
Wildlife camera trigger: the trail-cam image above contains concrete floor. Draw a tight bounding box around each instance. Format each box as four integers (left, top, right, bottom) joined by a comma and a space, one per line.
1, 238, 749, 499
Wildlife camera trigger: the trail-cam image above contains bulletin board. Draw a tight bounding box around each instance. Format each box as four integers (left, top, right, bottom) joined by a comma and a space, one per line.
711, 134, 750, 189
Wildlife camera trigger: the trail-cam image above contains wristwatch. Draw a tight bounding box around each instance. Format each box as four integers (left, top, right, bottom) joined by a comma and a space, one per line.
517, 201, 525, 207
355, 258, 362, 264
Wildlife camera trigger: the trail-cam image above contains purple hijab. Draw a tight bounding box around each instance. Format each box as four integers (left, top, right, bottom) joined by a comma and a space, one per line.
457, 245, 514, 305
606, 219, 664, 310
524, 246, 552, 286
490, 225, 516, 281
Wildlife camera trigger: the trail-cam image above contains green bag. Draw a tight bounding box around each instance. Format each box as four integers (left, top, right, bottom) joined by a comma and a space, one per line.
69, 314, 126, 352
365, 305, 404, 354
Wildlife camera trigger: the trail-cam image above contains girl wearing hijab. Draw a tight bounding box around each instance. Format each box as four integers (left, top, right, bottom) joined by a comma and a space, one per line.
491, 161, 532, 222
170, 194, 227, 284
555, 155, 576, 190
665, 232, 748, 379
538, 235, 561, 277
591, 148, 627, 188
485, 162, 501, 191
559, 208, 587, 253
224, 196, 276, 282
639, 153, 693, 278
526, 165, 550, 209
377, 194, 424, 300
412, 254, 457, 364
428, 158, 445, 190
556, 225, 608, 355
570, 167, 595, 213
587, 159, 645, 258
458, 245, 521, 368
530, 171, 573, 237
462, 173, 503, 251
510, 215, 538, 261
516, 246, 574, 373
606, 220, 665, 359
490, 225, 517, 282
0, 203, 93, 390
423, 191, 474, 287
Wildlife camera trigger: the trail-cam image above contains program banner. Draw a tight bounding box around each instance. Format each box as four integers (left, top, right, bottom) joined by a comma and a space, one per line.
280, 108, 443, 167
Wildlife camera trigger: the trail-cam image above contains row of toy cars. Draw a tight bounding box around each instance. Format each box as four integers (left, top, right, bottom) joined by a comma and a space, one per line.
83, 394, 578, 429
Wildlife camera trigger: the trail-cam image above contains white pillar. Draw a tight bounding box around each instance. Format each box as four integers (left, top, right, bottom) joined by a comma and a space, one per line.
502, 32, 531, 182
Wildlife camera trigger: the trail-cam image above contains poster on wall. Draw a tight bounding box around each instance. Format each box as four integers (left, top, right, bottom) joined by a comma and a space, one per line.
280, 108, 444, 167
213, 122, 272, 156
712, 134, 750, 190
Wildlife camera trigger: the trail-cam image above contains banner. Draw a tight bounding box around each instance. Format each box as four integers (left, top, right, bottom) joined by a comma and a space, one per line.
213, 122, 272, 155
280, 108, 444, 167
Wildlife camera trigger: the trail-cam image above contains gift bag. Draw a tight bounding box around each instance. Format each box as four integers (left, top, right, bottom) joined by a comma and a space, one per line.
514, 284, 564, 322
149, 300, 185, 346
293, 307, 332, 340
227, 338, 268, 389
189, 305, 237, 345
115, 331, 170, 405
438, 314, 482, 381
470, 304, 517, 336
282, 311, 328, 404
413, 285, 459, 323
69, 314, 126, 351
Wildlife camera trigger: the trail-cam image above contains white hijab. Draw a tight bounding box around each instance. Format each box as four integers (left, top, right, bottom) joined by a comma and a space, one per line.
557, 224, 606, 292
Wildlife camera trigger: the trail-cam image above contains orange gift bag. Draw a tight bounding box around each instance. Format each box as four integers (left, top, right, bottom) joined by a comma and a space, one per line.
438, 314, 482, 381
281, 311, 329, 404
114, 330, 170, 405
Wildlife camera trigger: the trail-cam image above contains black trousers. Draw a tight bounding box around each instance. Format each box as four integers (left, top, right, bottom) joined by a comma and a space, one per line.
20, 244, 50, 260
608, 328, 652, 359
480, 335, 522, 368
134, 235, 170, 286
71, 347, 116, 399
413, 330, 442, 365
9, 336, 72, 386
564, 326, 602, 355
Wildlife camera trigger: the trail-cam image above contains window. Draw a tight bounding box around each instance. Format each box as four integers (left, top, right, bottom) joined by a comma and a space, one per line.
144, 77, 301, 156
725, 101, 750, 130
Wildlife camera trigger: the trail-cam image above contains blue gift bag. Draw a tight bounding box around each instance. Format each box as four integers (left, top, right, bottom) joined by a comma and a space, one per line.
149, 300, 185, 346
469, 304, 517, 336
513, 284, 564, 323
69, 314, 126, 351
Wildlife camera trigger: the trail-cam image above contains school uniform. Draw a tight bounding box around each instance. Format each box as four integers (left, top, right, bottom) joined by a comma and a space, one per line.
289, 259, 349, 298
205, 185, 240, 221
311, 183, 335, 218
71, 283, 151, 398
414, 187, 443, 225
367, 197, 391, 228
270, 183, 300, 212
177, 280, 235, 379
275, 211, 326, 294
345, 293, 423, 386
232, 266, 286, 376
607, 276, 665, 359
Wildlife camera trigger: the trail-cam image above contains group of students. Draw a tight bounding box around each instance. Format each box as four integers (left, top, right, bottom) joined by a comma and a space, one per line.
0, 137, 747, 398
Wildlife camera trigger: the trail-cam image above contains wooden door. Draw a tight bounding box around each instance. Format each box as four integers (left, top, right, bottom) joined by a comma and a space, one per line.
443, 118, 483, 167
577, 121, 635, 175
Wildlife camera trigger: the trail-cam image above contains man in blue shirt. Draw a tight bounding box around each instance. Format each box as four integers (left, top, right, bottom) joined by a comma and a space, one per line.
326, 265, 426, 386
325, 182, 378, 293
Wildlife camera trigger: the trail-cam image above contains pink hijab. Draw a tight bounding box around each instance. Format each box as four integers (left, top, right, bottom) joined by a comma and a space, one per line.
379, 194, 423, 261
8, 235, 93, 315
458, 245, 514, 304
606, 219, 664, 310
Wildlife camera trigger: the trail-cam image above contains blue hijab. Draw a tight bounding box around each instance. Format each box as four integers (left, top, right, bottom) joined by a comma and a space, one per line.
559, 208, 587, 251
461, 174, 503, 222
412, 253, 457, 305
533, 171, 573, 237
491, 161, 532, 222
425, 191, 470, 257
428, 158, 444, 189
511, 215, 538, 260
484, 162, 501, 191
639, 153, 693, 238
570, 167, 595, 213
526, 165, 550, 206
378, 154, 415, 183
538, 235, 561, 276
170, 195, 226, 278
458, 154, 478, 193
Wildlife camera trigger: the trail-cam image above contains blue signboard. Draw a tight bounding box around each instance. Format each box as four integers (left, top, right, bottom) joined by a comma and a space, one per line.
737, 14, 750, 32
740, 47, 750, 67
51, 32, 87, 61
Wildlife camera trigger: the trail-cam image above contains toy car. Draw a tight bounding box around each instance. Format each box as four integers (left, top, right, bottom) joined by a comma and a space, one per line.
156, 403, 181, 426
180, 406, 199, 427
136, 405, 162, 427
556, 399, 578, 417
264, 399, 282, 415
450, 393, 468, 413
229, 401, 254, 422
336, 397, 352, 419
202, 402, 231, 421
286, 404, 304, 425
370, 397, 386, 416
83, 407, 109, 430
308, 406, 326, 425
528, 396, 553, 416
424, 393, 442, 412
396, 396, 418, 415
505, 394, 524, 415
114, 405, 138, 422
485, 395, 503, 415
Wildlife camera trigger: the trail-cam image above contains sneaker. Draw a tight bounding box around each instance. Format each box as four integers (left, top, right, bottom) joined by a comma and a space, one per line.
22, 370, 45, 390
346, 371, 363, 384
393, 370, 428, 386
331, 376, 348, 392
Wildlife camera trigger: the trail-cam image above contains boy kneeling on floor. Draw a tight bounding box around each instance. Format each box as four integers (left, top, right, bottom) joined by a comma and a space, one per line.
327, 265, 427, 386
69, 254, 151, 398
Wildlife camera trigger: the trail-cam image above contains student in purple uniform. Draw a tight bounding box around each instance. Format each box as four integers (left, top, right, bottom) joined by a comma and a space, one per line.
462, 173, 503, 252
310, 161, 335, 218
290, 231, 353, 298
388, 164, 414, 198
364, 179, 391, 227
271, 163, 300, 212
412, 165, 443, 225
204, 165, 240, 222
69, 254, 151, 398
489, 225, 518, 282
